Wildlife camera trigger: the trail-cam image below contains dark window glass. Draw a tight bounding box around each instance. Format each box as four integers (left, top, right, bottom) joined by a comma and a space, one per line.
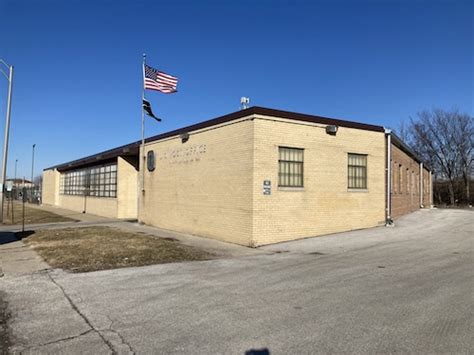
278, 147, 304, 187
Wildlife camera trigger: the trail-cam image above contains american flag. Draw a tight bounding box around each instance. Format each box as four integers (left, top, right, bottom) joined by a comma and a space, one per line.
143, 64, 178, 94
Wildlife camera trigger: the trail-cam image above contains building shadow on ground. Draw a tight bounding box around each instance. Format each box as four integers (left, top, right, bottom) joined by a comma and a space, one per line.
0, 230, 34, 245
245, 349, 270, 355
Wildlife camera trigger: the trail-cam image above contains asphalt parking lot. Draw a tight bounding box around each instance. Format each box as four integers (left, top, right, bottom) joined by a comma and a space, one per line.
1, 208, 472, 354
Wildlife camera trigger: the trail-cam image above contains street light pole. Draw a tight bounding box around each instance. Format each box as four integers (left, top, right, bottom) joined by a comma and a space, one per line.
31, 144, 36, 185
14, 159, 18, 185
0, 59, 14, 223
14, 158, 18, 199
31, 144, 36, 204
12, 158, 18, 223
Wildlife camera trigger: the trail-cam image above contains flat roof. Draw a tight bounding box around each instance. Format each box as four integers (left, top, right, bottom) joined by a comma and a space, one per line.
47, 141, 140, 172
45, 106, 398, 172
391, 133, 430, 170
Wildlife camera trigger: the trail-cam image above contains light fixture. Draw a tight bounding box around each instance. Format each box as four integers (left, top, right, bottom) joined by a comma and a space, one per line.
180, 132, 189, 143
326, 125, 338, 135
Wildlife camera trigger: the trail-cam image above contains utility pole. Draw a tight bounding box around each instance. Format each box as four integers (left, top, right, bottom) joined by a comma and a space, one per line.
14, 159, 18, 184
14, 158, 18, 201
31, 144, 36, 183
31, 144, 36, 204
12, 158, 18, 222
0, 59, 14, 223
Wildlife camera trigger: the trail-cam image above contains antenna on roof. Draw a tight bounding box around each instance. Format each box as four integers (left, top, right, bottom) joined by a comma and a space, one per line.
240, 97, 250, 110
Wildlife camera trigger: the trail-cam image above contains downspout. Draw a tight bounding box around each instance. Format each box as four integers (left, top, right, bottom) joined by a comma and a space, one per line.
385, 129, 393, 226
430, 171, 433, 208
419, 162, 424, 208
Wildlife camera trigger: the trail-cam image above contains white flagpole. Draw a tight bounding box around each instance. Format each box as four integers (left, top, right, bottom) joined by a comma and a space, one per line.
141, 53, 146, 195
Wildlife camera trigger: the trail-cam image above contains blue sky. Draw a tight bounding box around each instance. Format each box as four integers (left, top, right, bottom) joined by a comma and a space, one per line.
0, 0, 472, 179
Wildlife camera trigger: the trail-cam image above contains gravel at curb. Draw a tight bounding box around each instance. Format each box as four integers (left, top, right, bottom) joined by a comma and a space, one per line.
0, 291, 12, 354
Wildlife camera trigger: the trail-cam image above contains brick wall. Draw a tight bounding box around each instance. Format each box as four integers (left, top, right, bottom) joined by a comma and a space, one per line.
140, 117, 255, 246
58, 195, 118, 218
117, 156, 138, 219
390, 144, 431, 218
42, 169, 59, 205
252, 115, 386, 246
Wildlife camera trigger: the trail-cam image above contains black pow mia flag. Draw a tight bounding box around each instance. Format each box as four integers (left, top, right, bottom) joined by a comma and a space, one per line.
142, 99, 161, 122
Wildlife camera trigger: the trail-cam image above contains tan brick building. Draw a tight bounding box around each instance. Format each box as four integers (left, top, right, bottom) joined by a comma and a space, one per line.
42, 107, 432, 246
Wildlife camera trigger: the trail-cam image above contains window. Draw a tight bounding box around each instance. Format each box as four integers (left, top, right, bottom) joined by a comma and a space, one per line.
398, 164, 402, 193
348, 153, 367, 189
406, 168, 409, 193
60, 163, 117, 198
392, 161, 397, 193
415, 173, 418, 195
278, 147, 304, 187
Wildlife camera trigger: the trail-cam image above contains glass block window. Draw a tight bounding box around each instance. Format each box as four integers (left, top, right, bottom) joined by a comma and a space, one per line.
60, 163, 117, 198
278, 147, 304, 187
348, 153, 367, 189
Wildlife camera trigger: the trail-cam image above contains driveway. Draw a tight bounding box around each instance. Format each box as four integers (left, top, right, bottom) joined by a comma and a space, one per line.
0, 209, 472, 354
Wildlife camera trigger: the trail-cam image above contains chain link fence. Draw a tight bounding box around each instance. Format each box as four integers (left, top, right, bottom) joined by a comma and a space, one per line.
6, 185, 41, 204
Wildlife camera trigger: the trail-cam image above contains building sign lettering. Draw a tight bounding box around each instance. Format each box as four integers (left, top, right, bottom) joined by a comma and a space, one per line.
158, 144, 207, 164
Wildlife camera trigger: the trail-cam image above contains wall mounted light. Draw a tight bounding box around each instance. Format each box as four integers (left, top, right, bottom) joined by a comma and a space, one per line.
326, 125, 338, 135
180, 132, 189, 143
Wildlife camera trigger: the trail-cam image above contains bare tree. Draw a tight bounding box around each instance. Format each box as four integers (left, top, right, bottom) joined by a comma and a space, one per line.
397, 118, 410, 142
406, 108, 473, 205
452, 114, 474, 202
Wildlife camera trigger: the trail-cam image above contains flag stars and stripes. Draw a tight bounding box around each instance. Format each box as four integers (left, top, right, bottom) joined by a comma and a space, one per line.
144, 64, 178, 94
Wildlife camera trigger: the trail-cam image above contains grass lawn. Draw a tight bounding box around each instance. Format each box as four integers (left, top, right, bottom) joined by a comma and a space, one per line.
1, 202, 75, 225
24, 226, 214, 272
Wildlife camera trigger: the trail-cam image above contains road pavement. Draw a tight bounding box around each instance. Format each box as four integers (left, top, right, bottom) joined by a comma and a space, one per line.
0, 208, 472, 354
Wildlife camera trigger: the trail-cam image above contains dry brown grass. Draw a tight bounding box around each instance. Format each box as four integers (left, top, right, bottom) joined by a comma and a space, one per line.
24, 226, 214, 272
2, 202, 75, 225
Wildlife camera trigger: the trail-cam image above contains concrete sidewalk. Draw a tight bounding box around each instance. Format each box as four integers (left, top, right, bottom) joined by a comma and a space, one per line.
0, 232, 50, 277
0, 204, 117, 278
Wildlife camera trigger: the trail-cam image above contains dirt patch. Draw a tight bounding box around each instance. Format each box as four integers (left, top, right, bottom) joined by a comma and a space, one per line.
0, 292, 12, 354
24, 226, 214, 272
2, 202, 75, 225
